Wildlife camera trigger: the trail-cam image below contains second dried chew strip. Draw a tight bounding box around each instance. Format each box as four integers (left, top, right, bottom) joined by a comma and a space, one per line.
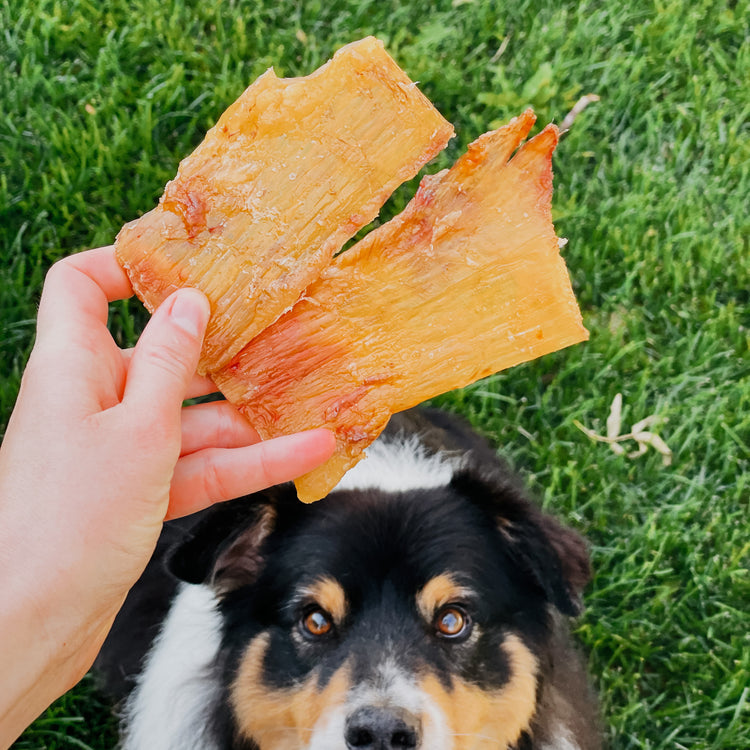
214, 110, 589, 502
115, 37, 453, 374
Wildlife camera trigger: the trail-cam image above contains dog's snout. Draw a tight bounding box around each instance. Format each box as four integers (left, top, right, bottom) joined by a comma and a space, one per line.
345, 705, 421, 749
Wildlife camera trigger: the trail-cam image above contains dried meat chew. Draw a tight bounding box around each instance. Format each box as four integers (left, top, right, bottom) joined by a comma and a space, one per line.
213, 109, 589, 502
115, 37, 453, 374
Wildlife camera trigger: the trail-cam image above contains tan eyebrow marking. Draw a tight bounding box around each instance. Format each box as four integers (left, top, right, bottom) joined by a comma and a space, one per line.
298, 576, 348, 625
416, 573, 476, 622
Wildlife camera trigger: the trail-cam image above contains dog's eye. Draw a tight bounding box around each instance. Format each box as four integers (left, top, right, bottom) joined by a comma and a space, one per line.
434, 606, 471, 639
301, 607, 333, 637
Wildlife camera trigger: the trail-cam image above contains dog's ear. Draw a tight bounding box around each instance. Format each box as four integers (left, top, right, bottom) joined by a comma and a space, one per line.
533, 512, 592, 614
167, 486, 291, 593
451, 469, 592, 616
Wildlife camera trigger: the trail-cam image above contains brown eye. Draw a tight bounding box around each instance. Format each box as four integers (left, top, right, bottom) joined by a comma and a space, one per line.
435, 606, 470, 639
301, 608, 333, 637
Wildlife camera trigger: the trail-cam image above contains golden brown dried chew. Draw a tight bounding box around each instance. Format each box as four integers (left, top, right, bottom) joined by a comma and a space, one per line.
213, 110, 589, 502
115, 37, 453, 374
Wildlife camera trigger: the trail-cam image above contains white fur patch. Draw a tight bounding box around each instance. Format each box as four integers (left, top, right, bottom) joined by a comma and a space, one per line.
306, 656, 451, 750
120, 583, 223, 750
541, 728, 581, 750
306, 704, 347, 750
334, 434, 460, 494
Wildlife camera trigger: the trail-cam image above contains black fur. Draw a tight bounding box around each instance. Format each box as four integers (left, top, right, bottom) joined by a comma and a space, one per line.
96, 407, 600, 749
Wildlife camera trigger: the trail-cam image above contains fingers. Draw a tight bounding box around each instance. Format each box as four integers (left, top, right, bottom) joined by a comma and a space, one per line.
61, 245, 133, 301
35, 246, 131, 351
28, 247, 135, 405
166, 429, 336, 519
182, 373, 222, 401
121, 347, 219, 399
121, 288, 210, 426
180, 401, 260, 455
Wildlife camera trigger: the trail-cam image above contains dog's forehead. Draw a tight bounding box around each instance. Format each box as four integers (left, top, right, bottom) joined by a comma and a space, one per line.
272, 487, 503, 603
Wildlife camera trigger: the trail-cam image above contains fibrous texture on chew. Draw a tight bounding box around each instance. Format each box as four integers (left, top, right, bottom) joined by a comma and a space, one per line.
213, 110, 589, 502
115, 37, 453, 373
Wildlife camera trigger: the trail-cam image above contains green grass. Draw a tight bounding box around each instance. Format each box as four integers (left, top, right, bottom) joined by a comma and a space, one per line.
2, 0, 748, 747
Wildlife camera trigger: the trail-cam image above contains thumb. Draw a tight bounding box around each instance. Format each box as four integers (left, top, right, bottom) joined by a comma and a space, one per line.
122, 289, 211, 421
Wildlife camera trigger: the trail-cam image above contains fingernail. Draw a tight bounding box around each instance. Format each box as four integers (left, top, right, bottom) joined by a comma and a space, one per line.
169, 289, 210, 338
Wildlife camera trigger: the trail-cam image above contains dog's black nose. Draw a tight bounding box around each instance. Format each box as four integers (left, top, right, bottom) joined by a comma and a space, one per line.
345, 705, 421, 749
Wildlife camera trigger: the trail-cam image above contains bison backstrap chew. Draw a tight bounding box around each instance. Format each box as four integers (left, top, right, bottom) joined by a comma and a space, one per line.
213, 109, 588, 502
115, 37, 453, 374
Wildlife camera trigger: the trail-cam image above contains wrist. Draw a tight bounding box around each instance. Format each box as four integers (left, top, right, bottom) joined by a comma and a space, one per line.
0, 572, 117, 747
0, 510, 118, 746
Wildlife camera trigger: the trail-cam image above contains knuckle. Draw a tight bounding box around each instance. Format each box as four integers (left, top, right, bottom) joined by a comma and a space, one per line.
138, 340, 190, 381
254, 444, 277, 488
213, 404, 236, 445
202, 454, 232, 503
47, 256, 73, 276
40, 258, 71, 294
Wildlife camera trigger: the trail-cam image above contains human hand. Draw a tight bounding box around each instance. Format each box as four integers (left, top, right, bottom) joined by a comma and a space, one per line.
0, 246, 335, 746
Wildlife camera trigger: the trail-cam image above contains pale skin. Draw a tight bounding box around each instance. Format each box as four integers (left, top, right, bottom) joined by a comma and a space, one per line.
0, 246, 336, 748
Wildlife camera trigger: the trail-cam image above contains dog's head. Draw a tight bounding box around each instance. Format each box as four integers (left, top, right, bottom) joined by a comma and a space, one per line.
168, 464, 590, 750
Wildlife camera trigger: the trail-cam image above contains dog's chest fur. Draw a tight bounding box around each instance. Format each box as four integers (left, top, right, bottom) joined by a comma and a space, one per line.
96, 409, 600, 750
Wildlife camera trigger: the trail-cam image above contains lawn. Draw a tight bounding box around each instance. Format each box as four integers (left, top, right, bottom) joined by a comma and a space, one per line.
1, 0, 748, 748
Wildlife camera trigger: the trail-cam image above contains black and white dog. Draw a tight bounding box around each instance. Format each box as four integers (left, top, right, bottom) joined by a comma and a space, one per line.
96, 408, 600, 750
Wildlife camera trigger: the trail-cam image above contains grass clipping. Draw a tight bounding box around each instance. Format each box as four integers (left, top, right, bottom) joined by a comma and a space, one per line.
115, 38, 589, 502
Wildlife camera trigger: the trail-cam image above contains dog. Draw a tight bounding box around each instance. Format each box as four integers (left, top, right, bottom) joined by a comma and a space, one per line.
96, 407, 601, 750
